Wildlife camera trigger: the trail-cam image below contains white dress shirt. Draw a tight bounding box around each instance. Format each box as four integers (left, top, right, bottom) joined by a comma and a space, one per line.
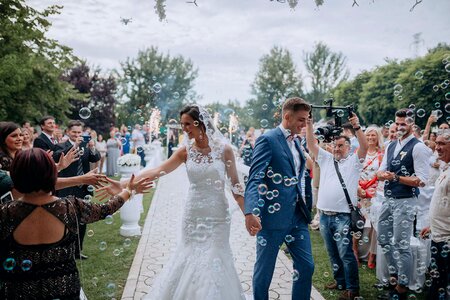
279, 125, 300, 176
378, 133, 430, 185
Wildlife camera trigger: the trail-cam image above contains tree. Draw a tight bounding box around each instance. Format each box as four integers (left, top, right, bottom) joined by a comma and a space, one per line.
303, 42, 349, 116
62, 62, 117, 135
116, 47, 198, 126
0, 0, 79, 124
249, 46, 304, 128
330, 43, 450, 127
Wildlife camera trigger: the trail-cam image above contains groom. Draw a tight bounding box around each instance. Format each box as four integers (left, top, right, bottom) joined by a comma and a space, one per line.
245, 97, 314, 300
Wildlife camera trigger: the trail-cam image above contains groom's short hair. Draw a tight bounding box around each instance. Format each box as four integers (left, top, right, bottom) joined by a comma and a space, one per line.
282, 97, 311, 115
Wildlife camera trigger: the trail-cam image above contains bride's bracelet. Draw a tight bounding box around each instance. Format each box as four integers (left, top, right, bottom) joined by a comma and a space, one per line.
122, 187, 136, 200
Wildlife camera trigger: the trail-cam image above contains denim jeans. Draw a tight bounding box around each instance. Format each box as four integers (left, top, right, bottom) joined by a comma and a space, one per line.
377, 197, 417, 286
320, 212, 359, 292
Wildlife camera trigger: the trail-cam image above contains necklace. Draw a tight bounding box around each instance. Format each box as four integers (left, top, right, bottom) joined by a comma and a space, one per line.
367, 149, 377, 156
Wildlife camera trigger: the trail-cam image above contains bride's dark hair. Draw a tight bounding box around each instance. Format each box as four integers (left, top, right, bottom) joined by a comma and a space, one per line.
179, 105, 206, 132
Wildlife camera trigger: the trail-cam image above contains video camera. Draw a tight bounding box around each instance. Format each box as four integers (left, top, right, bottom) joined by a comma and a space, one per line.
311, 98, 355, 143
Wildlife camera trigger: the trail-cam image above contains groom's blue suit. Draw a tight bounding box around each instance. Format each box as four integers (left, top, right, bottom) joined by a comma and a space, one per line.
244, 127, 314, 300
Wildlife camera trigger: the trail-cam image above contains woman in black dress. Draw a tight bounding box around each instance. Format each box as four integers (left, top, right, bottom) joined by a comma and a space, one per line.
0, 148, 153, 299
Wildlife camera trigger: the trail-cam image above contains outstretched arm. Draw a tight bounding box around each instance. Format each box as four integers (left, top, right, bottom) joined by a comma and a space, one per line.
305, 115, 320, 159
224, 145, 245, 213
135, 146, 187, 182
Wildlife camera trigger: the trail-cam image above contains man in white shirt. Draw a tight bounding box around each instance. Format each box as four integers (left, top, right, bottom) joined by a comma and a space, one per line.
376, 109, 430, 299
420, 130, 450, 300
306, 112, 368, 300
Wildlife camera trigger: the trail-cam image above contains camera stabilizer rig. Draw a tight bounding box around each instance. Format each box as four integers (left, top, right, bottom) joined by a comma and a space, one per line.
310, 98, 356, 143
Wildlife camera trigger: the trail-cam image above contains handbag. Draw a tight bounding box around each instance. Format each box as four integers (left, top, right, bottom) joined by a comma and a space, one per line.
333, 160, 365, 237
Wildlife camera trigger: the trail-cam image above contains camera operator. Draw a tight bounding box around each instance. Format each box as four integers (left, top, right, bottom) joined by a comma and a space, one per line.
306, 112, 368, 300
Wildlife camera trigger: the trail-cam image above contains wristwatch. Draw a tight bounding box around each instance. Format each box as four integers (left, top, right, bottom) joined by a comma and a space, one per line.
392, 174, 400, 182
353, 126, 361, 131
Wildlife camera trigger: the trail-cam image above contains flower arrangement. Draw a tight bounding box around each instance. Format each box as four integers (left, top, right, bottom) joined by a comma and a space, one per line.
117, 154, 141, 167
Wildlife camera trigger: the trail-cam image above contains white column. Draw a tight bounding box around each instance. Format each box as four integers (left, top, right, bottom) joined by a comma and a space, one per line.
119, 164, 142, 236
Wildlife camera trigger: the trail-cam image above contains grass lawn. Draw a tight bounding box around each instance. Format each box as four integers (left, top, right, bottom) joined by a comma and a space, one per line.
76, 188, 154, 300
309, 228, 427, 300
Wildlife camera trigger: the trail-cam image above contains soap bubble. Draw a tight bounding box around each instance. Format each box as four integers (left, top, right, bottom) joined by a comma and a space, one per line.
260, 119, 269, 128
106, 282, 116, 297
79, 107, 91, 119
268, 205, 275, 214
414, 71, 423, 79
262, 104, 268, 110
123, 238, 132, 248
152, 82, 162, 93
285, 235, 295, 243
416, 109, 426, 118
273, 203, 281, 211
333, 233, 342, 241
336, 109, 344, 118
356, 220, 365, 229
257, 184, 268, 195
99, 241, 107, 251
3, 258, 15, 271
173, 92, 180, 99
104, 215, 113, 225
21, 260, 32, 271
257, 199, 265, 207
87, 230, 94, 237
247, 108, 254, 116
393, 84, 403, 94
252, 208, 261, 216
87, 185, 95, 193
113, 249, 121, 256
272, 173, 283, 184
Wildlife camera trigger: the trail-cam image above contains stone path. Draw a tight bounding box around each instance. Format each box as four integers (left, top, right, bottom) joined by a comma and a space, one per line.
122, 165, 325, 300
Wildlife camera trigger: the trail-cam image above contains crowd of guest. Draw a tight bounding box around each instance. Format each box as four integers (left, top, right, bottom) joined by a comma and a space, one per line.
0, 108, 449, 300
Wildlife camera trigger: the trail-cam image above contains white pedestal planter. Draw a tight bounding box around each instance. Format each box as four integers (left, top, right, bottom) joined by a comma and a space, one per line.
118, 155, 142, 237
144, 145, 154, 169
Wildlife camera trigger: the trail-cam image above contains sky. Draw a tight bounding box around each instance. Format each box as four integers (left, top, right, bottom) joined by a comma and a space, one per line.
28, 0, 450, 105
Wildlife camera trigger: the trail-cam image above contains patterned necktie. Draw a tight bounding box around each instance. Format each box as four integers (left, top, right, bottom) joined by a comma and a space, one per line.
77, 147, 84, 176
286, 134, 297, 142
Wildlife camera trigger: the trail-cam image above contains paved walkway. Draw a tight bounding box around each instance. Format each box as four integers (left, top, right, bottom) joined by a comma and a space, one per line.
122, 166, 324, 300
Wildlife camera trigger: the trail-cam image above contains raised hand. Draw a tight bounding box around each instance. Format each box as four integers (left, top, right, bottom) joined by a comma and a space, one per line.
81, 168, 108, 187
95, 175, 155, 201
55, 146, 79, 172
245, 214, 262, 236
95, 177, 122, 201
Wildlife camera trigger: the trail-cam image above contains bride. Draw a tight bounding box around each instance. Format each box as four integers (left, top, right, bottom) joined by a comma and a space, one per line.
99, 105, 261, 299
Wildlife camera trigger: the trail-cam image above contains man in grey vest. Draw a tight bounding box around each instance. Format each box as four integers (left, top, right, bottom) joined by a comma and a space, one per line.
376, 109, 430, 300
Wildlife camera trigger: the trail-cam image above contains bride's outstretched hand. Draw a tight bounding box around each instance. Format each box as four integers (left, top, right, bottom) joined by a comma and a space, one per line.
127, 174, 155, 194
95, 175, 155, 201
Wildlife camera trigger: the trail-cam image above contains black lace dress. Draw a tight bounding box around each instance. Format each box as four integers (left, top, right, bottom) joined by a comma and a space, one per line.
0, 195, 125, 299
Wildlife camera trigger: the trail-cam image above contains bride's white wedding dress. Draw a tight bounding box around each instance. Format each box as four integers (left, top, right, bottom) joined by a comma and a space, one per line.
144, 144, 246, 300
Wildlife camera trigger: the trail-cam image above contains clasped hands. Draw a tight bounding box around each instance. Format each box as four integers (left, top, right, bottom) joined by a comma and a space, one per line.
245, 214, 262, 236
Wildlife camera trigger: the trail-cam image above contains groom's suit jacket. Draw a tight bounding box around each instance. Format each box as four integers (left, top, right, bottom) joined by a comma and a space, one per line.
244, 127, 311, 230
